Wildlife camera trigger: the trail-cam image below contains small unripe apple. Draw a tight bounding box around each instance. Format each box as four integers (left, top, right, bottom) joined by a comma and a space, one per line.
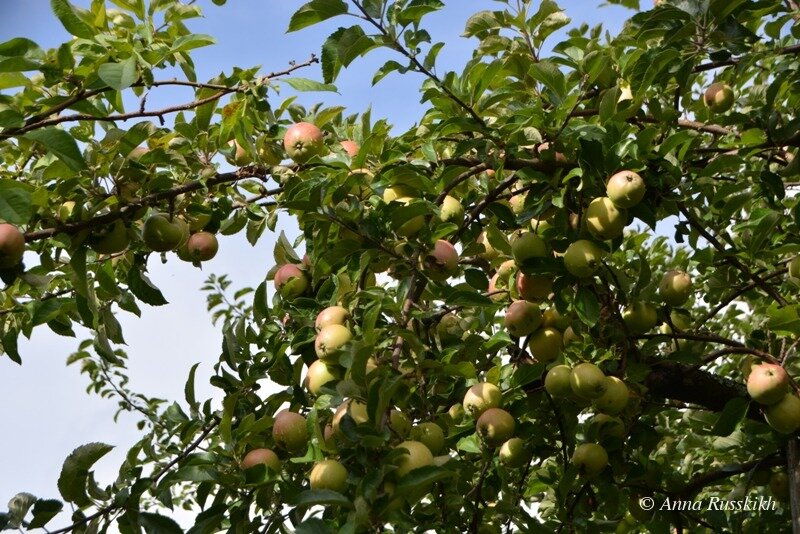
516, 272, 553, 301
142, 213, 185, 252
310, 459, 348, 492
528, 327, 563, 363
241, 448, 280, 472
463, 382, 502, 418
274, 263, 309, 299
585, 197, 626, 240
570, 363, 607, 400
315, 306, 351, 331
477, 231, 501, 262
621, 302, 658, 334
588, 414, 626, 440
572, 443, 609, 477
769, 472, 789, 501
499, 437, 531, 467
389, 410, 411, 438
185, 232, 218, 262
545, 365, 573, 398
659, 270, 692, 306
440, 195, 464, 222
747, 363, 790, 405
764, 394, 800, 434
257, 137, 283, 166
504, 300, 543, 337
227, 139, 252, 166
448, 403, 466, 423
305, 359, 339, 396
412, 422, 445, 454
511, 231, 547, 265
272, 410, 309, 452
564, 240, 605, 277
593, 376, 629, 415
703, 82, 735, 113
340, 140, 359, 158
332, 399, 369, 437
607, 171, 645, 209
314, 324, 353, 361
789, 257, 800, 279
394, 440, 434, 477
476, 408, 515, 447
89, 220, 129, 255
283, 122, 325, 163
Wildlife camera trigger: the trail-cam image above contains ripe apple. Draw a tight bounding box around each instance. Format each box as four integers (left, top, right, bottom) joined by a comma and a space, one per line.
440, 195, 464, 222
504, 300, 543, 337
516, 272, 553, 301
463, 382, 502, 418
304, 359, 339, 396
273, 263, 309, 299
528, 327, 563, 363
593, 376, 629, 415
412, 422, 445, 455
340, 140, 359, 158
241, 448, 280, 472
747, 363, 790, 405
476, 407, 515, 447
570, 362, 607, 400
621, 302, 658, 334
511, 231, 547, 265
227, 139, 252, 166
310, 459, 348, 492
272, 410, 309, 452
283, 122, 325, 163
764, 394, 800, 434
585, 197, 626, 240
564, 240, 605, 277
315, 306, 351, 331
382, 185, 416, 203
477, 231, 501, 262
499, 437, 531, 468
588, 414, 626, 440
572, 443, 609, 477
88, 220, 129, 255
394, 441, 435, 479
424, 240, 459, 278
769, 472, 789, 501
545, 365, 573, 398
703, 82, 735, 113
789, 257, 800, 279
606, 170, 645, 209
314, 324, 352, 361
185, 232, 218, 262
142, 213, 186, 252
332, 399, 369, 437
659, 270, 692, 306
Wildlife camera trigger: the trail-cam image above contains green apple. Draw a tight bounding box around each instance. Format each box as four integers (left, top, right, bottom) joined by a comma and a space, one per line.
764, 394, 800, 434
499, 437, 531, 467
769, 472, 789, 501
545, 365, 573, 398
747, 363, 790, 405
504, 300, 543, 337
593, 376, 629, 415
448, 403, 466, 423
588, 414, 626, 440
437, 312, 464, 342
477, 231, 502, 262
509, 192, 528, 215
570, 363, 607, 400
272, 410, 309, 452
528, 327, 563, 363
440, 195, 464, 222
283, 122, 325, 163
310, 459, 348, 492
476, 408, 515, 447
703, 82, 735, 113
585, 197, 626, 240
412, 422, 445, 455
394, 440, 434, 477
89, 220, 129, 255
227, 139, 252, 166
607, 170, 645, 209
463, 382, 502, 418
142, 213, 185, 252
332, 399, 369, 436
241, 448, 280, 472
511, 231, 547, 265
314, 324, 353, 361
789, 257, 800, 279
389, 410, 412, 438
394, 197, 425, 237
621, 302, 658, 334
564, 240, 605, 277
572, 443, 609, 477
304, 359, 339, 396
659, 270, 692, 306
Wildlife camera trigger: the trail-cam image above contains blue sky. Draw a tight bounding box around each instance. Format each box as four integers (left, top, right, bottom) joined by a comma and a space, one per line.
0, 0, 631, 526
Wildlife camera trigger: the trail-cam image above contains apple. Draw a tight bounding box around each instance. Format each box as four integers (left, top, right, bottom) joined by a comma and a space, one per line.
593, 376, 629, 415
88, 220, 129, 255
440, 195, 464, 222
315, 306, 351, 331
273, 263, 309, 299
332, 399, 369, 437
588, 414, 626, 440
463, 382, 502, 418
659, 309, 692, 335
536, 142, 567, 163
272, 410, 309, 452
542, 307, 571, 330
412, 422, 445, 454
496, 259, 517, 281
509, 192, 527, 215
530, 217, 553, 235
747, 363, 790, 405
703, 82, 735, 113
769, 472, 789, 501
57, 201, 76, 222
437, 313, 464, 342
499, 437, 531, 468
511, 231, 547, 265
304, 359, 339, 396
382, 185, 416, 203
790, 257, 800, 279
394, 197, 425, 237
241, 448, 280, 472
659, 270, 692, 306
515, 272, 553, 301
545, 365, 574, 398
227, 139, 252, 166
394, 440, 435, 478
570, 363, 607, 400
448, 403, 465, 423
606, 170, 645, 209
365, 357, 378, 375
389, 410, 411, 438
572, 443, 609, 477
563, 326, 581, 346
257, 137, 283, 166
564, 240, 605, 277
424, 240, 459, 278
488, 273, 509, 302
283, 122, 325, 163
142, 213, 186, 252
621, 302, 658, 334
184, 232, 218, 262
314, 324, 353, 361
528, 327, 563, 363
310, 459, 348, 492
504, 300, 543, 337
340, 140, 359, 158
764, 394, 800, 434
476, 408, 515, 447
585, 197, 626, 240
477, 231, 501, 262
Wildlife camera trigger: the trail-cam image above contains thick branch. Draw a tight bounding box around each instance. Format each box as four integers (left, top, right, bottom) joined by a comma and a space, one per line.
693, 43, 800, 72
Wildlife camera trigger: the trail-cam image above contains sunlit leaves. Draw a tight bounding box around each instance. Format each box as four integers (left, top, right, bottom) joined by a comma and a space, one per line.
57, 442, 114, 507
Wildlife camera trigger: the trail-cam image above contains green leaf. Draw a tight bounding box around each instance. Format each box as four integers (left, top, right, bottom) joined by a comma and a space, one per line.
185, 362, 199, 411
529, 61, 566, 103
140, 512, 184, 534
57, 442, 114, 507
281, 77, 337, 92
396, 0, 444, 26
766, 303, 800, 337
290, 489, 352, 508
50, 0, 96, 39
321, 26, 376, 83
396, 465, 452, 491
0, 180, 33, 224
98, 57, 137, 91
172, 34, 216, 53
574, 286, 600, 326
23, 128, 87, 172
127, 267, 168, 306
288, 0, 348, 32
445, 289, 494, 307
6, 493, 36, 528
27, 499, 63, 529
711, 397, 750, 436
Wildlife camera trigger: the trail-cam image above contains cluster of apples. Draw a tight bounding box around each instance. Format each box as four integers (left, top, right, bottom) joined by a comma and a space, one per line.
746, 362, 800, 435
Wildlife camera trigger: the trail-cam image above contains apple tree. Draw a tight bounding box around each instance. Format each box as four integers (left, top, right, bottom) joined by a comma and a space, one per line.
1, 0, 800, 532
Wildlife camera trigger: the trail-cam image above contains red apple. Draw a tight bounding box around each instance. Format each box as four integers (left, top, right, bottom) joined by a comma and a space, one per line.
340, 140, 359, 157
274, 263, 308, 299
272, 410, 309, 452
283, 122, 325, 163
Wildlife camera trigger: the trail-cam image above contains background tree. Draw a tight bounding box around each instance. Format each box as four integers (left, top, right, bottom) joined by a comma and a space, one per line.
1, 0, 800, 532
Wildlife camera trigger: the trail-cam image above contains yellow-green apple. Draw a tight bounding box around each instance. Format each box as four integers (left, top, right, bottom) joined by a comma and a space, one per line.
509, 192, 527, 215
394, 440, 434, 477
564, 240, 605, 277
588, 414, 626, 439
528, 327, 563, 363
382, 185, 416, 203
142, 213, 186, 252
764, 394, 800, 434
511, 231, 547, 265
703, 82, 735, 113
412, 422, 445, 455
542, 307, 571, 330
440, 195, 464, 222
304, 359, 339, 396
607, 171, 645, 209
476, 408, 515, 447
622, 302, 658, 334
659, 270, 692, 306
185, 232, 218, 262
310, 459, 348, 492
274, 263, 309, 299
257, 137, 283, 165
389, 410, 411, 438
477, 231, 501, 262
437, 313, 464, 343
88, 220, 129, 255
504, 300, 543, 337
241, 448, 280, 472
499, 437, 531, 467
332, 399, 369, 436
394, 197, 425, 237
563, 326, 581, 346
315, 306, 351, 331
593, 376, 629, 415
57, 201, 76, 222
585, 197, 626, 240
516, 272, 553, 301
314, 324, 352, 361
448, 403, 465, 423
272, 410, 308, 452
572, 443, 609, 477
570, 363, 607, 399
545, 365, 573, 398
283, 122, 325, 163
747, 363, 790, 405
463, 382, 502, 418
227, 139, 252, 166
790, 257, 800, 279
